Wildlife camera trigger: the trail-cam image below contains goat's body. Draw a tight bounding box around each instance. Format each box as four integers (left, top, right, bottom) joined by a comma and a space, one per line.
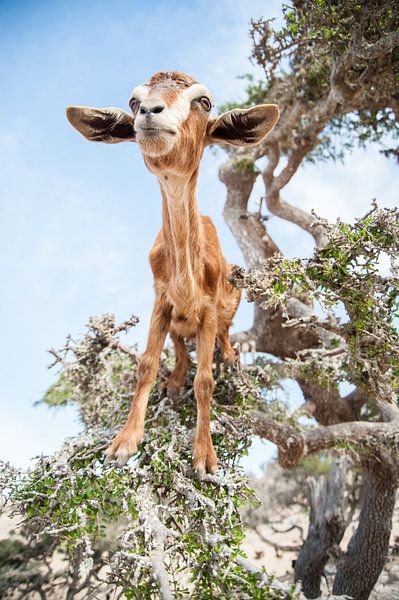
111, 203, 241, 475
146, 210, 241, 474
150, 215, 240, 347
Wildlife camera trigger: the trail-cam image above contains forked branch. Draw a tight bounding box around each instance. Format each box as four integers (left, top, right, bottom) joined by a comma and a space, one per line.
252, 412, 399, 470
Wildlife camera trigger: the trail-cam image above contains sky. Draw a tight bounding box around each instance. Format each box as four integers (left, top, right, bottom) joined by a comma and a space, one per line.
0, 0, 397, 476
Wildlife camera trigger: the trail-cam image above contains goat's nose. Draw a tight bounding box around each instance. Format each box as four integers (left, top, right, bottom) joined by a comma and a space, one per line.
139, 103, 165, 115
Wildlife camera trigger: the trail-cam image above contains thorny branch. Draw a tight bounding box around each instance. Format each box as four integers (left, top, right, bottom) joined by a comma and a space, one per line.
0, 315, 317, 600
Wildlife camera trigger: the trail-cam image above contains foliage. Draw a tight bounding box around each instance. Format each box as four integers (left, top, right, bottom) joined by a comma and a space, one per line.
232, 203, 399, 408
0, 316, 313, 600
220, 0, 399, 163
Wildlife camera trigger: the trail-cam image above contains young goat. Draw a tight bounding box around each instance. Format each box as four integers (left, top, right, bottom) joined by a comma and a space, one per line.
67, 71, 279, 475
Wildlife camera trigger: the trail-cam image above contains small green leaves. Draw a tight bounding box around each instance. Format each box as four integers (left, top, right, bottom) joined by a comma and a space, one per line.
236, 204, 399, 404
232, 158, 260, 176
1, 314, 298, 599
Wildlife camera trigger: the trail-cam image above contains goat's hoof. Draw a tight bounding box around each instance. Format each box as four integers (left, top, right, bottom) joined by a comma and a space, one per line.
193, 446, 218, 478
161, 380, 181, 401
222, 343, 240, 367
104, 429, 142, 467
222, 350, 237, 366
233, 342, 241, 359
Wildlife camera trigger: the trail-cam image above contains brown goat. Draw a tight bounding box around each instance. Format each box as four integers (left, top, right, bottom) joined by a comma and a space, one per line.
66, 71, 279, 475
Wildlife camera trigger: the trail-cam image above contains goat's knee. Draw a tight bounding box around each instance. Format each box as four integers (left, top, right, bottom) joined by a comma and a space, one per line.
137, 353, 158, 386
194, 371, 215, 404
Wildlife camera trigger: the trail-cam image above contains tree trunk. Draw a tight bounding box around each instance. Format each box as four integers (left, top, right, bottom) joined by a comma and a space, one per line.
294, 457, 348, 598
333, 466, 397, 600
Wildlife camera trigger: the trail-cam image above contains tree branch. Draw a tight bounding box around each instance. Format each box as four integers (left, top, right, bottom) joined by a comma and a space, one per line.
263, 147, 329, 248
219, 160, 280, 270
135, 484, 176, 600
251, 412, 399, 470
351, 31, 399, 60
255, 525, 301, 554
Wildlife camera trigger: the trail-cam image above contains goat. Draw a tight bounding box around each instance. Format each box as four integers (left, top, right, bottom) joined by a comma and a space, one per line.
66, 71, 279, 475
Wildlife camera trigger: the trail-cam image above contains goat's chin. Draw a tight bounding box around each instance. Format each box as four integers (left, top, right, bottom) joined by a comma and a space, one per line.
137, 132, 176, 158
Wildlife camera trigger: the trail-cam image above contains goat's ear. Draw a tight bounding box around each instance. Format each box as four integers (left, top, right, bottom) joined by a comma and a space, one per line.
206, 104, 279, 147
66, 106, 136, 143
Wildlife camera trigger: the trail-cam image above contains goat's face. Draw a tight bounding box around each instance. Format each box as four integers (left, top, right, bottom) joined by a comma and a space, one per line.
129, 72, 213, 175
66, 71, 280, 176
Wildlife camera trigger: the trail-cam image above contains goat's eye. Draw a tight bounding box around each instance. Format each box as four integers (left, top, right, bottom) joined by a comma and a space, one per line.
198, 96, 212, 112
129, 97, 140, 112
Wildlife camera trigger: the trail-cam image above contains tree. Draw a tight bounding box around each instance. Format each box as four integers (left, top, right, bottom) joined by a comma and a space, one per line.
231, 205, 399, 598
217, 1, 399, 598
1, 1, 398, 599
0, 315, 322, 600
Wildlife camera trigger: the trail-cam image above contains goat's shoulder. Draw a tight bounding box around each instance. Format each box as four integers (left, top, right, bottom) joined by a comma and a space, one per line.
201, 215, 218, 239
149, 231, 168, 281
200, 215, 230, 293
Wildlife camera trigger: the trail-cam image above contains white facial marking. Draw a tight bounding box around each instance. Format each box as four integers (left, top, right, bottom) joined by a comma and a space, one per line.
181, 84, 212, 104
131, 84, 149, 102
132, 81, 213, 156
165, 84, 212, 129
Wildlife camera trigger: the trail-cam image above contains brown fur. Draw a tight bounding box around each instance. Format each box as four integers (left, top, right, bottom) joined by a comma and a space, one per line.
148, 71, 197, 88
106, 72, 240, 475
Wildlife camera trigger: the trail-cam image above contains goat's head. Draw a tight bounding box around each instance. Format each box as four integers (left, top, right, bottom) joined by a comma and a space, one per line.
66, 71, 279, 176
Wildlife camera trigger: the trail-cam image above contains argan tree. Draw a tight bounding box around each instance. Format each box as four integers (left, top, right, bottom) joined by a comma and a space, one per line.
218, 0, 399, 598
1, 1, 399, 599
0, 315, 321, 600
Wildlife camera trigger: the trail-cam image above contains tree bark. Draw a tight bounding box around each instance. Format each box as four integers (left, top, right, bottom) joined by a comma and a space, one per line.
294, 457, 348, 598
219, 161, 279, 270
333, 466, 398, 600
218, 6, 399, 597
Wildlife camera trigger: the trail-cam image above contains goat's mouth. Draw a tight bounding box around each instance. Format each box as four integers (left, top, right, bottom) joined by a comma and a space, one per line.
136, 127, 177, 136
135, 126, 178, 157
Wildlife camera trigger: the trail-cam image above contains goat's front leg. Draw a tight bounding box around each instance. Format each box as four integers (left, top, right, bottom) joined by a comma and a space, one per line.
193, 308, 218, 477
105, 297, 171, 466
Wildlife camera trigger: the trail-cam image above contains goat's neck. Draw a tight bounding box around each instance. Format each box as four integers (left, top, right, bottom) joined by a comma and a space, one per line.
159, 170, 203, 287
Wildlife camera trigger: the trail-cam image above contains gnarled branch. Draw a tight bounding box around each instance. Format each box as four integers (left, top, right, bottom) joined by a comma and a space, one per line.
251, 412, 399, 470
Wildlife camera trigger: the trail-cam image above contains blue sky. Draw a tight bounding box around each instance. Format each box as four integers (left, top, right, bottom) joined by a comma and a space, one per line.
0, 0, 397, 474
